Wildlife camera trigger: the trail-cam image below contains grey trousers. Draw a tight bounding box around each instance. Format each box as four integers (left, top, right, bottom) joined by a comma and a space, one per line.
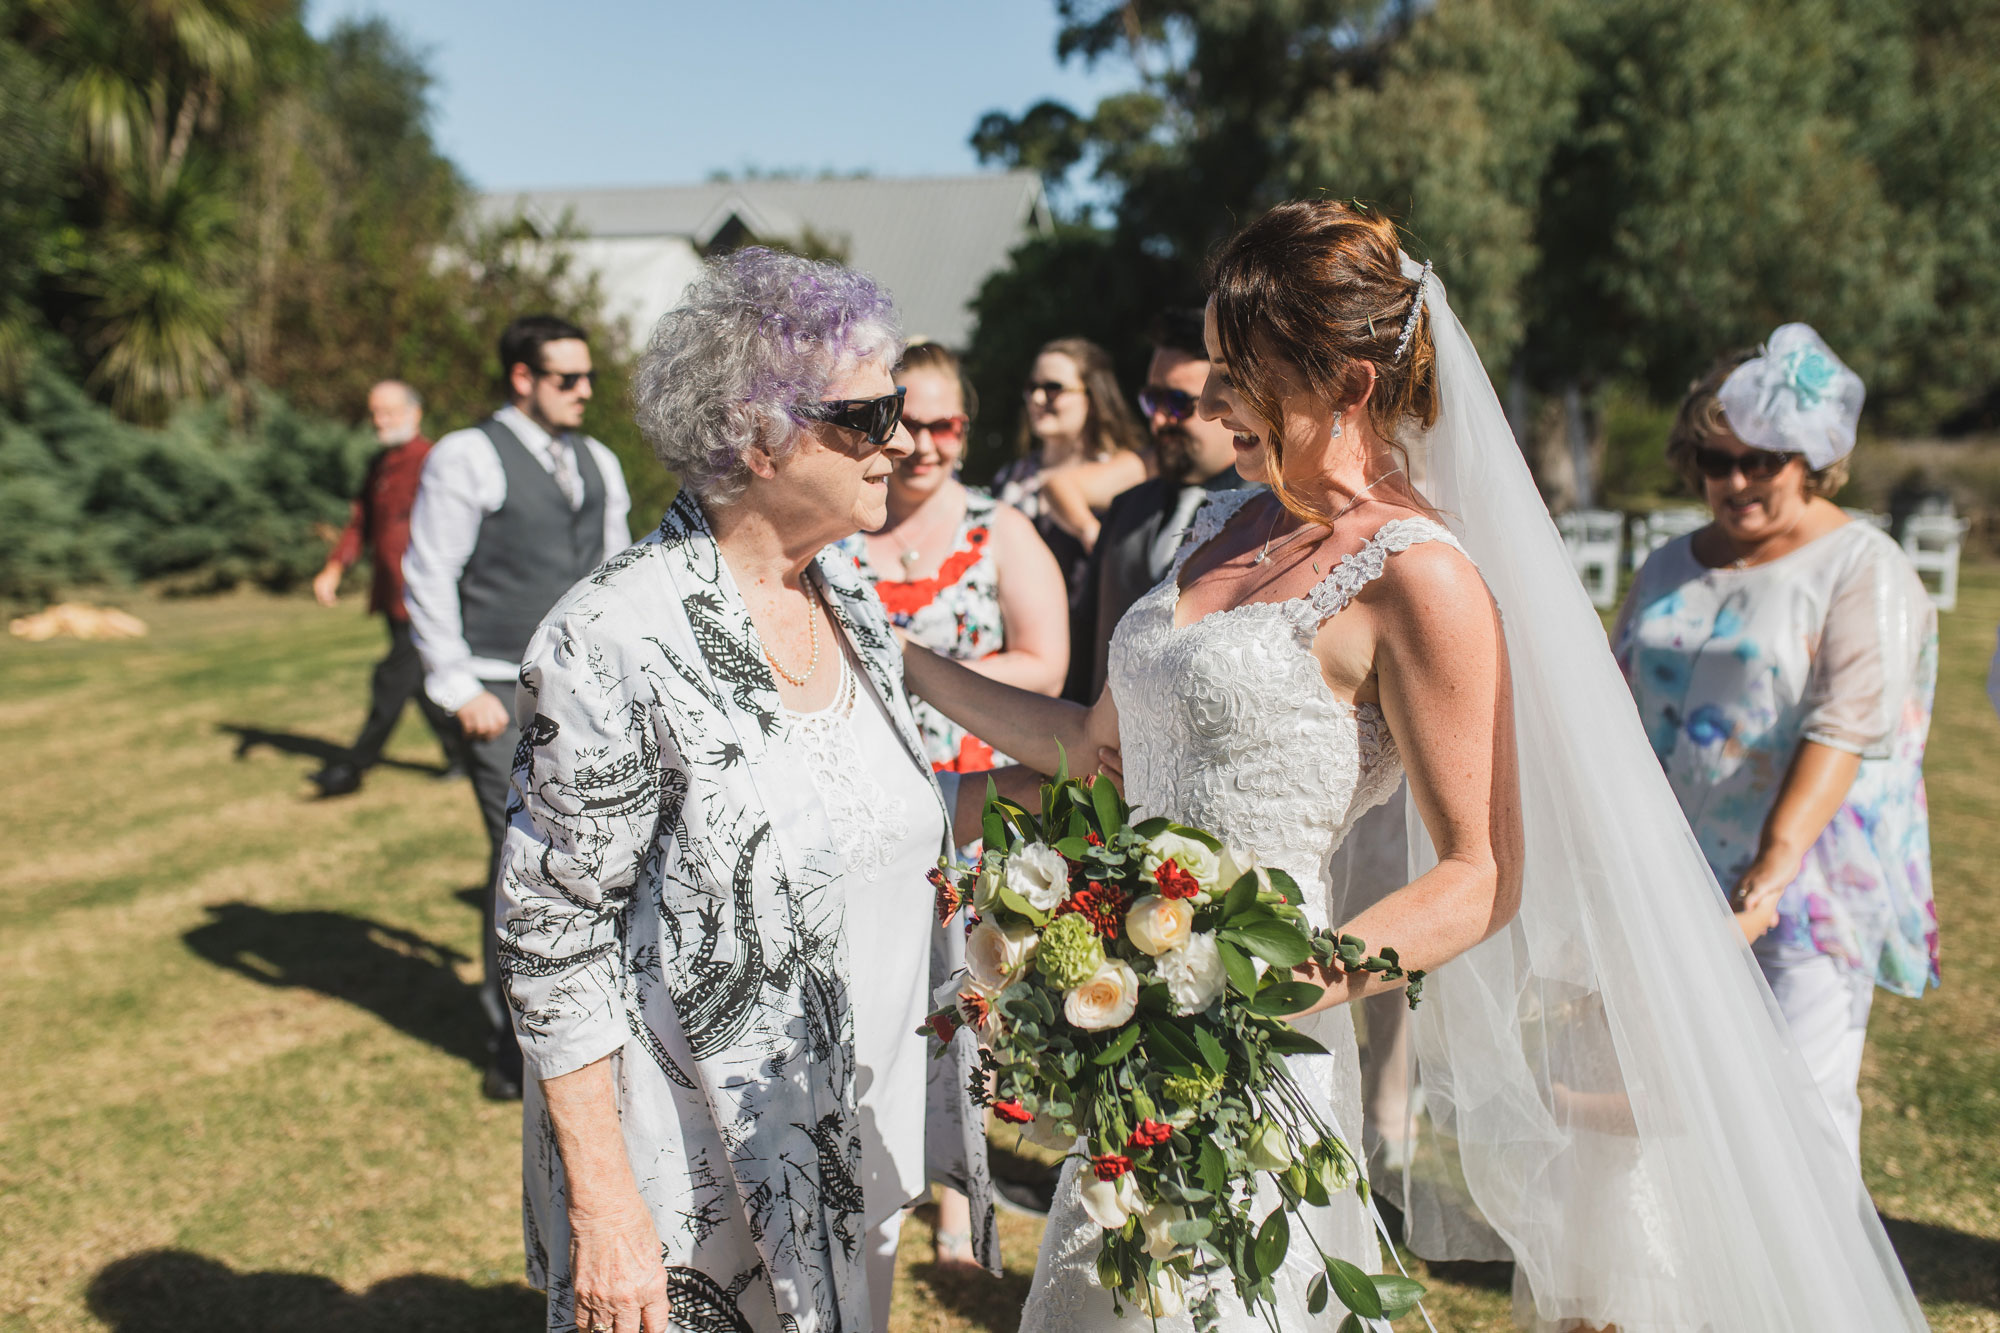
465, 679, 525, 1065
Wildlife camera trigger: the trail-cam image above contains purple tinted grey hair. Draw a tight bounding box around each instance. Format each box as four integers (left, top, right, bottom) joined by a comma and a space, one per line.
631, 247, 904, 502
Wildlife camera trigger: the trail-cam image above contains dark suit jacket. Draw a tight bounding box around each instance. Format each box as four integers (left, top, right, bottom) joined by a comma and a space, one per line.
1072, 468, 1256, 699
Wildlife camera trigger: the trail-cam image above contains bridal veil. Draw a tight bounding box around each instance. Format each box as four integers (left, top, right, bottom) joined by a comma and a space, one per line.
1384, 257, 1927, 1331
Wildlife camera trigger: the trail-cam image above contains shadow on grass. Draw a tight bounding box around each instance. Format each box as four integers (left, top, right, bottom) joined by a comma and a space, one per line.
183, 901, 486, 1068
1882, 1214, 2000, 1311
87, 1249, 541, 1333
218, 723, 446, 777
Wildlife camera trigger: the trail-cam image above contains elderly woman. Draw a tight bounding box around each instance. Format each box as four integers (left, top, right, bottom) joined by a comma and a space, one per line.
1615, 324, 1940, 1164
495, 248, 994, 1333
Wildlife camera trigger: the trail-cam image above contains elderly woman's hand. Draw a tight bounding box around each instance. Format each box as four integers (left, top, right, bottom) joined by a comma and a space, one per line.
570, 1191, 671, 1333
1731, 852, 1794, 944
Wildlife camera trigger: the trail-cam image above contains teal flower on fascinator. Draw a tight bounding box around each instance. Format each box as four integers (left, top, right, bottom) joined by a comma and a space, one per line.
1716, 323, 1865, 470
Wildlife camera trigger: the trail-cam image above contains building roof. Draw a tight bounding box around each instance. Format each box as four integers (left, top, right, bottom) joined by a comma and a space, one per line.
477, 171, 1051, 348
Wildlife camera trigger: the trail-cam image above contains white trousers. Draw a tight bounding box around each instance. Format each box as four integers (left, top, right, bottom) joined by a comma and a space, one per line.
1760, 952, 1875, 1165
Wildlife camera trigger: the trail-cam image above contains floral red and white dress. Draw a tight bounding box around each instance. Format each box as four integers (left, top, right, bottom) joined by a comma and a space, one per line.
846, 488, 1011, 773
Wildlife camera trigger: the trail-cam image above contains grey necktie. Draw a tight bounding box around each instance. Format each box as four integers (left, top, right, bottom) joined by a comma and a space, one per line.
1149, 485, 1210, 579
547, 435, 582, 509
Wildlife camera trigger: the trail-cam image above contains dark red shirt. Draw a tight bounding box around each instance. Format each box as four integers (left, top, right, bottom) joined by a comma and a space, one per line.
329, 435, 432, 620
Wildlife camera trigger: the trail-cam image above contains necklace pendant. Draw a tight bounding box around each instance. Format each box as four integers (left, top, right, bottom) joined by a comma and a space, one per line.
1251, 550, 1269, 565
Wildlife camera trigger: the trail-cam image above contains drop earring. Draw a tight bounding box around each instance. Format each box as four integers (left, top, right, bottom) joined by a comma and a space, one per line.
1329, 410, 1344, 441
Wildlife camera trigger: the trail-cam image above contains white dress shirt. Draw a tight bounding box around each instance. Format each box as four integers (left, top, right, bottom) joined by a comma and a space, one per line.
404, 405, 633, 712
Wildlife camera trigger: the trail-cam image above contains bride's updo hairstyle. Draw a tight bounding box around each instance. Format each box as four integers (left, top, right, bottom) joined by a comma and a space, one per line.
1209, 200, 1439, 524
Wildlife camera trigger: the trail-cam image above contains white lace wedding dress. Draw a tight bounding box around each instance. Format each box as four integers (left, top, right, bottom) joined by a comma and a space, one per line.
1018, 490, 1464, 1332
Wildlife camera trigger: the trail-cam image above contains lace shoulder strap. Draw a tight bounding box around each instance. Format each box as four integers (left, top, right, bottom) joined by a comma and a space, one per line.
1169, 488, 1262, 575
1305, 516, 1467, 620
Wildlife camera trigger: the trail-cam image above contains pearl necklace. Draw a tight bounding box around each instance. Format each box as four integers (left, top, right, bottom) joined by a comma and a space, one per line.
765, 579, 823, 688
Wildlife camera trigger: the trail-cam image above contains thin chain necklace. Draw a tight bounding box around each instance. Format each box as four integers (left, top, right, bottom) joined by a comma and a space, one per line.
765, 578, 823, 688
1252, 468, 1404, 565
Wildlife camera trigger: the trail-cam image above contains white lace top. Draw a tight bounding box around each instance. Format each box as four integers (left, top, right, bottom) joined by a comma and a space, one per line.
1107, 489, 1464, 927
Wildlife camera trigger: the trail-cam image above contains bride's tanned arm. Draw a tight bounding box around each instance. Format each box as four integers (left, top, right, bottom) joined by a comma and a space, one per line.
1298, 541, 1525, 1013
902, 639, 1119, 779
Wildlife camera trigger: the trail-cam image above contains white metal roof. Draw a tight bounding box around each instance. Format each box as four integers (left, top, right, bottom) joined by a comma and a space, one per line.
478, 171, 1051, 348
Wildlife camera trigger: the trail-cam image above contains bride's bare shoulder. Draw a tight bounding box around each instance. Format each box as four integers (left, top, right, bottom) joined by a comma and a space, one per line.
1364, 530, 1499, 647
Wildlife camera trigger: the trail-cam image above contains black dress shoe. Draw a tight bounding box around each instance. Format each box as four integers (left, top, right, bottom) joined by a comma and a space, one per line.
311, 762, 363, 797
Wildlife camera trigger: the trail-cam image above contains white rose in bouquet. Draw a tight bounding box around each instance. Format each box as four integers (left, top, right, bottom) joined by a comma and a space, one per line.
1139, 1266, 1187, 1318
1079, 1170, 1147, 1230
1021, 1113, 1080, 1154
1124, 894, 1195, 956
1141, 1203, 1190, 1261
1141, 829, 1222, 892
1156, 933, 1226, 1014
1064, 958, 1140, 1031
971, 849, 1006, 912
1007, 841, 1070, 912
965, 919, 1038, 989
1217, 842, 1272, 895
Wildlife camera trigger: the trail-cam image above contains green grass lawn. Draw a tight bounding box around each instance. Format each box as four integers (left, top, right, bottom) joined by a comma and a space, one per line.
4, 571, 1996, 1332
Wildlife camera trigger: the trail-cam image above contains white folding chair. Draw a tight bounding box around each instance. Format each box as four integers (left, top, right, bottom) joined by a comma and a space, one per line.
1557, 508, 1626, 608
1901, 513, 1968, 612
1630, 508, 1708, 573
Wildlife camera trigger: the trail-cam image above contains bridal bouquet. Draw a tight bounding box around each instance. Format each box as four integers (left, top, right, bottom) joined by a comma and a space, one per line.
923, 768, 1428, 1331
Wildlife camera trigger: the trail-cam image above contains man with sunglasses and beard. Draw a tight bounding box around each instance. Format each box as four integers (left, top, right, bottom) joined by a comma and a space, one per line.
404, 313, 633, 1100
1072, 309, 1254, 697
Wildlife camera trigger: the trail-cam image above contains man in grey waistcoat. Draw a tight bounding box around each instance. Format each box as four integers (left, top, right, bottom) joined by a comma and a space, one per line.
404, 313, 633, 1100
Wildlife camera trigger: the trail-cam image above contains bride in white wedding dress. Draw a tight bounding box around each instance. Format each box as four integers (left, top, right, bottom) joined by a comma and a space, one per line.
905, 201, 1927, 1332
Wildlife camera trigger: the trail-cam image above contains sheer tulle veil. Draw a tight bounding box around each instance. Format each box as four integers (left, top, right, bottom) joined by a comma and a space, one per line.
1385, 255, 1926, 1330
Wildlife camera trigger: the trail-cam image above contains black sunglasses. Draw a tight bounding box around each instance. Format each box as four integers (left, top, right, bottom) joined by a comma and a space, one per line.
538, 369, 597, 391
1138, 386, 1197, 423
809, 386, 905, 446
1691, 444, 1794, 481
1024, 380, 1081, 401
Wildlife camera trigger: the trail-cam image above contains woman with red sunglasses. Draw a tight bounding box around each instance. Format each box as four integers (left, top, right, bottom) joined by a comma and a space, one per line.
852, 341, 1070, 777
1614, 325, 1940, 1167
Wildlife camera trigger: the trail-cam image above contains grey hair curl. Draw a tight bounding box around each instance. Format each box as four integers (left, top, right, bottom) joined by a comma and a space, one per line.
631, 247, 904, 503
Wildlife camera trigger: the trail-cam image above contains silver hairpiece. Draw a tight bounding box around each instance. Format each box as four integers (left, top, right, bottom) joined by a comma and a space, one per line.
1394, 261, 1432, 361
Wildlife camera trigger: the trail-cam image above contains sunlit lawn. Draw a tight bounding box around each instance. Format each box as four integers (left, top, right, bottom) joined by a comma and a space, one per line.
4, 569, 1996, 1331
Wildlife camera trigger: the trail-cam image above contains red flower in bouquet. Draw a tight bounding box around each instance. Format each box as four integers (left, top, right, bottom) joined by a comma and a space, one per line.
929, 866, 963, 926
1057, 880, 1130, 939
1091, 1153, 1134, 1180
992, 1099, 1033, 1124
1154, 859, 1202, 900
956, 989, 991, 1029
1127, 1119, 1173, 1149
919, 1010, 960, 1042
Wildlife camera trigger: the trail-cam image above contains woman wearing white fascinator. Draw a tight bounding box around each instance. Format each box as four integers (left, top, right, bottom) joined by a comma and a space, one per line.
1614, 324, 1939, 1168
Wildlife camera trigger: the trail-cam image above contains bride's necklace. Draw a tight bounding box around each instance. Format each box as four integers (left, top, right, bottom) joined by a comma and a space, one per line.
1252, 468, 1403, 565
764, 579, 823, 687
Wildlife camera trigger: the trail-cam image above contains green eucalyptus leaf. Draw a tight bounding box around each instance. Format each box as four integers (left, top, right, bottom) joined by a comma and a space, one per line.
1092, 1023, 1142, 1066
1221, 919, 1312, 968
1143, 1020, 1201, 1068
1054, 834, 1089, 859
1326, 1257, 1384, 1318
1248, 980, 1325, 1016
1133, 816, 1171, 838
1091, 774, 1124, 837
1221, 871, 1259, 919
1372, 1274, 1427, 1318
996, 885, 1050, 926
1307, 1272, 1330, 1315
1193, 1026, 1230, 1077
1216, 939, 1259, 997
1266, 1027, 1332, 1058
1252, 1209, 1290, 1282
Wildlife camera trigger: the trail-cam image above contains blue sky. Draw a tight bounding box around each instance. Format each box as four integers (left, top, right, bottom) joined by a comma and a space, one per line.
303, 0, 1136, 191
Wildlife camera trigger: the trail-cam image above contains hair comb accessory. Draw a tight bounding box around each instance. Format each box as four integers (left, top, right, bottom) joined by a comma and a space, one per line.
1715, 323, 1865, 468
1394, 260, 1432, 361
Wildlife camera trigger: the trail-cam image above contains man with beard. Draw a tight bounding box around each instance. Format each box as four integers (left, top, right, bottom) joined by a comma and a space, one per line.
1072, 309, 1254, 697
